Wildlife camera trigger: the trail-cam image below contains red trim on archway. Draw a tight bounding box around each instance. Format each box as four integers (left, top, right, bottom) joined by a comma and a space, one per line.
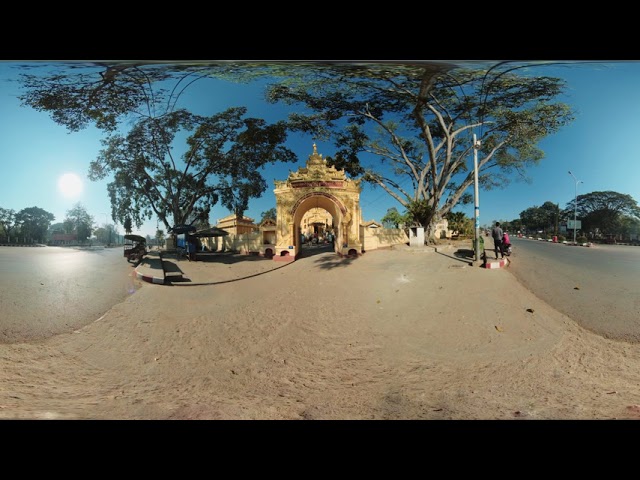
290, 192, 347, 217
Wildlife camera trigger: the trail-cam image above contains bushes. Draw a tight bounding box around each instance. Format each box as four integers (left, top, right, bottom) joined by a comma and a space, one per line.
557, 235, 566, 242
577, 236, 588, 244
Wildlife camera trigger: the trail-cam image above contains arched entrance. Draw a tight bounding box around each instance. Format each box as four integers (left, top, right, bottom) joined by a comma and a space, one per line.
273, 144, 363, 261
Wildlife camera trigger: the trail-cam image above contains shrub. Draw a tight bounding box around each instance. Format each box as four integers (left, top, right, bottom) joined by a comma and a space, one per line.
577, 236, 588, 244
557, 235, 566, 242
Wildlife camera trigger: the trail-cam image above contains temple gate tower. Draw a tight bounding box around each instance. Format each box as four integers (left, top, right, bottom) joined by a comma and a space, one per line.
273, 144, 363, 261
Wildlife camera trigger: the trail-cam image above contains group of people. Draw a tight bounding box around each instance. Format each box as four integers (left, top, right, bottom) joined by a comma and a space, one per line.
301, 231, 335, 246
490, 222, 511, 259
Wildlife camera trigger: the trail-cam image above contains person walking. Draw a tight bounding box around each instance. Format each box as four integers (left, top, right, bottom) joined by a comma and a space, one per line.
491, 222, 504, 259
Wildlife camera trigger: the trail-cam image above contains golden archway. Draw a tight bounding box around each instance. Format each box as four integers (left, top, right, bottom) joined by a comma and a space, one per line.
273, 144, 363, 260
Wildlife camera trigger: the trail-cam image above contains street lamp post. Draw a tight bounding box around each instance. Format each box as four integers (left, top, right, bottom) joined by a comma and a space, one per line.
473, 133, 481, 262
568, 171, 582, 245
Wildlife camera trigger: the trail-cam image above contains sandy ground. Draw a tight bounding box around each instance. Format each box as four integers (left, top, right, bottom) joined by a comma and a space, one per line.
2, 244, 640, 420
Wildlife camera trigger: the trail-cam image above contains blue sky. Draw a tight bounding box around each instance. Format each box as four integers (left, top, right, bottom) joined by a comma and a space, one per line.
1, 61, 639, 238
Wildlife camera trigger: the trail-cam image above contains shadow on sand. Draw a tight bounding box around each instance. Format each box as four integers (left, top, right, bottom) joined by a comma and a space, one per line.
162, 250, 292, 285
435, 248, 477, 265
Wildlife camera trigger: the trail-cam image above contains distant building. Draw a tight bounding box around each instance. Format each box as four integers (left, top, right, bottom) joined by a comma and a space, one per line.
216, 214, 258, 235
50, 233, 77, 245
300, 207, 334, 237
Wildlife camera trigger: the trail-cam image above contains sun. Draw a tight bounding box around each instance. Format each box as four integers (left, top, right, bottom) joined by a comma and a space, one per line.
58, 173, 84, 198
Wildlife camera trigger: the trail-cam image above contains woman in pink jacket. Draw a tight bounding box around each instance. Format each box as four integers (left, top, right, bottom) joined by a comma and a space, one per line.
502, 231, 512, 256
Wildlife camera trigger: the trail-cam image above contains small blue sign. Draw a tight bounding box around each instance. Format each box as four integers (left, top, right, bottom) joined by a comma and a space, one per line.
288, 245, 294, 249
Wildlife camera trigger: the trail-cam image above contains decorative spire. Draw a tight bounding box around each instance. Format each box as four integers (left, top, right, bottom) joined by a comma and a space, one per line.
307, 142, 324, 167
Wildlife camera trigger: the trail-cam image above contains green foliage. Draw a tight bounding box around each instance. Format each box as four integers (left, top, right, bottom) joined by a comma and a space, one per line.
557, 235, 566, 242
89, 107, 296, 230
381, 207, 408, 228
16, 63, 297, 232
263, 62, 574, 227
15, 62, 575, 236
404, 200, 434, 228
618, 215, 640, 238
0, 207, 17, 242
123, 217, 132, 234
64, 203, 94, 241
15, 207, 56, 243
18, 63, 189, 132
155, 229, 165, 246
519, 201, 561, 233
94, 224, 116, 244
260, 208, 277, 223
446, 211, 474, 236
565, 191, 640, 235
577, 236, 588, 244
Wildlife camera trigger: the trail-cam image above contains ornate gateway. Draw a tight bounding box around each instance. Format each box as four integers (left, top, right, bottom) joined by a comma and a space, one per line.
273, 144, 363, 260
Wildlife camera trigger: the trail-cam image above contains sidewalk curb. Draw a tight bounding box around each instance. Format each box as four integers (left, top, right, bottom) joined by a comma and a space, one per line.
484, 257, 510, 269
133, 266, 166, 285
133, 251, 166, 285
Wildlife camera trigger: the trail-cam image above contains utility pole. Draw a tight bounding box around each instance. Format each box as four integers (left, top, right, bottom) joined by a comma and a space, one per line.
473, 134, 481, 262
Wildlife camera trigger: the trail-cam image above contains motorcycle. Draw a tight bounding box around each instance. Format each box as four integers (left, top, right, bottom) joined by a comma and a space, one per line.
502, 233, 512, 256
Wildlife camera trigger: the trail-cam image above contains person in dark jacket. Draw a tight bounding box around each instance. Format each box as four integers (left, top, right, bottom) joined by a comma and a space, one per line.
491, 222, 504, 259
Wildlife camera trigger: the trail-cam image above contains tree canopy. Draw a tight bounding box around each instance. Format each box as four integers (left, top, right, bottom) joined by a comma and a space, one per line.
15, 206, 55, 243
446, 211, 474, 236
0, 208, 17, 242
262, 62, 574, 232
16, 63, 297, 231
565, 191, 640, 235
380, 207, 408, 229
89, 107, 296, 230
520, 201, 561, 233
64, 203, 94, 242
16, 61, 575, 234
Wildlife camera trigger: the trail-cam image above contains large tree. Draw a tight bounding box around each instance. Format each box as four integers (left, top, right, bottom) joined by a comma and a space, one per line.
16, 62, 297, 230
15, 206, 55, 243
16, 61, 574, 234
0, 208, 18, 243
17, 63, 196, 132
90, 107, 296, 230
565, 191, 640, 235
520, 201, 561, 233
262, 63, 574, 234
64, 203, 94, 242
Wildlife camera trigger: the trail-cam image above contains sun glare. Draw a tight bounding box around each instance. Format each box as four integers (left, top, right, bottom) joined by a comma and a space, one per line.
58, 173, 83, 198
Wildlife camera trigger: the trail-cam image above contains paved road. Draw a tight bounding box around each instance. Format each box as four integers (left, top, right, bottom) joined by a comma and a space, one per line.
508, 238, 640, 342
0, 246, 140, 344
